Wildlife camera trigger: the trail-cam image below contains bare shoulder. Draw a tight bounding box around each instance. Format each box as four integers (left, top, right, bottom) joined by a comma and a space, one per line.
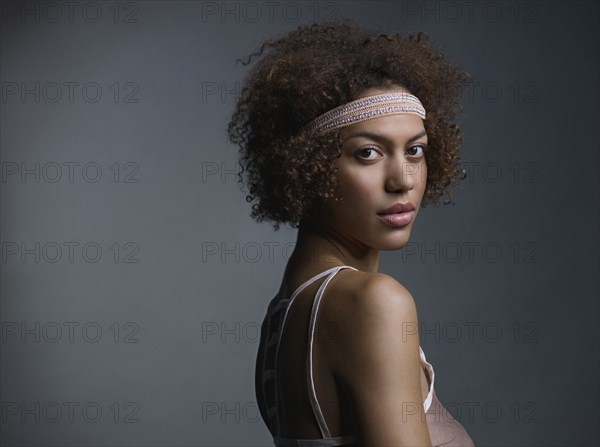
327, 269, 418, 334
324, 269, 420, 370
324, 270, 429, 444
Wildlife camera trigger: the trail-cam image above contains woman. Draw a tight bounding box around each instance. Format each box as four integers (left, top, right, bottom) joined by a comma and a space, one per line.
229, 20, 474, 447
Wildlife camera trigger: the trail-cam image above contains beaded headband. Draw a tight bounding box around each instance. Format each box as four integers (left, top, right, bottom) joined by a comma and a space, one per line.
304, 92, 426, 133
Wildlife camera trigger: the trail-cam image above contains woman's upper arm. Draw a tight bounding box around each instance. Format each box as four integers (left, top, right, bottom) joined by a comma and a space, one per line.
331, 274, 432, 447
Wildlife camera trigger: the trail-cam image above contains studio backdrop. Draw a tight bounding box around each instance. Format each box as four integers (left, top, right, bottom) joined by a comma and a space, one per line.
1, 1, 598, 446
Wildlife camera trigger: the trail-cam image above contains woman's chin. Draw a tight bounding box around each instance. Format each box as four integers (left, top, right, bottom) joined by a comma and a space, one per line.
375, 233, 414, 251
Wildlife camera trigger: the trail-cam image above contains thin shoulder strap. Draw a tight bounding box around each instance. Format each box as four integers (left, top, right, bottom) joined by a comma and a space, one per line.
306, 265, 358, 438
271, 265, 356, 437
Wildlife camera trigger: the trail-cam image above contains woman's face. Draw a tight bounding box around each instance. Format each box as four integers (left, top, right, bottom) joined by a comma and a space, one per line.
317, 87, 428, 251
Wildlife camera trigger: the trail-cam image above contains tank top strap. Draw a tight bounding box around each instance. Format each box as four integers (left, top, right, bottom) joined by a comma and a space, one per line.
419, 346, 436, 413
306, 265, 358, 438
266, 265, 358, 440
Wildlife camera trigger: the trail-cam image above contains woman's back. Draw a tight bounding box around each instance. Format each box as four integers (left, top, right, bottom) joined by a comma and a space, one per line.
256, 264, 474, 446
257, 265, 359, 444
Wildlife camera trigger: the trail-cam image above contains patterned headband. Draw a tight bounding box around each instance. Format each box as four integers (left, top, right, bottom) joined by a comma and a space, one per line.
304, 92, 426, 133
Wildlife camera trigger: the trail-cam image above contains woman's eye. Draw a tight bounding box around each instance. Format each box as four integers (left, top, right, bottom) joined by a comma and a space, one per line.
355, 147, 382, 160
407, 144, 428, 157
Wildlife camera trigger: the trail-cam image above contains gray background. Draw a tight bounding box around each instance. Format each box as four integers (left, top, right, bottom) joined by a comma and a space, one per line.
1, 0, 598, 446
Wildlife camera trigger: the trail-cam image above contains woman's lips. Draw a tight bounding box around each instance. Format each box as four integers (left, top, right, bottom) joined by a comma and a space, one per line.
377, 201, 415, 215
377, 211, 414, 227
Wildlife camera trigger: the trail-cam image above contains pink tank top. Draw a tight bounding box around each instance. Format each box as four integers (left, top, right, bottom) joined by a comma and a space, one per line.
258, 265, 475, 446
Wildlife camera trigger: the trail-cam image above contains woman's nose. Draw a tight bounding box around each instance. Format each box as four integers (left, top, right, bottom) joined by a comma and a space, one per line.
385, 156, 420, 192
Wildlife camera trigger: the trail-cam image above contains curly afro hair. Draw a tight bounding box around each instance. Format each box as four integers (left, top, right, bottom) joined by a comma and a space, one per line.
228, 20, 471, 231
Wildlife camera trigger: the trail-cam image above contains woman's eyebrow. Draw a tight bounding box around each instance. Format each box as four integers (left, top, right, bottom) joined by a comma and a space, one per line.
344, 129, 427, 145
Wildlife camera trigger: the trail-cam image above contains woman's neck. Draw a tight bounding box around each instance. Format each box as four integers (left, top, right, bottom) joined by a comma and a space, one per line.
290, 218, 380, 273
